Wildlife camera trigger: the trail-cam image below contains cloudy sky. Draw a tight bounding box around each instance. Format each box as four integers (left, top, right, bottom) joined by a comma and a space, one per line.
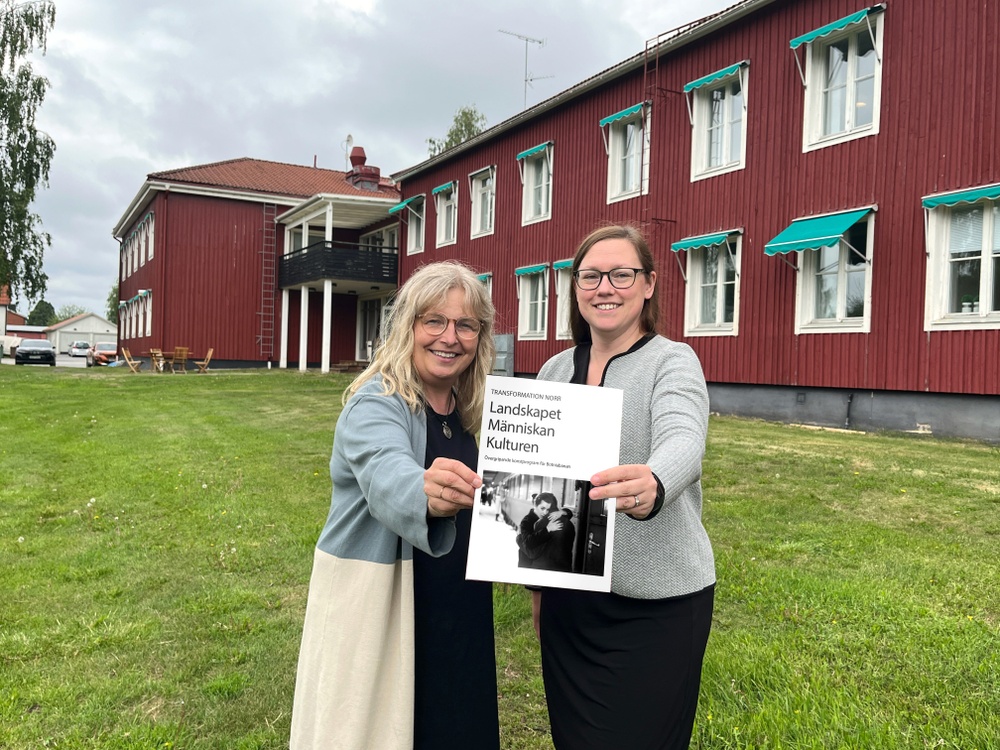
24, 0, 733, 319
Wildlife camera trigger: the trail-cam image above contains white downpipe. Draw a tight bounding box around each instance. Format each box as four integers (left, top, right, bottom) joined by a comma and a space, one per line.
299, 286, 309, 372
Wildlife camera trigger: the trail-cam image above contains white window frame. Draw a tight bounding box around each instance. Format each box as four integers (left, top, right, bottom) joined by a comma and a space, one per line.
795, 212, 874, 334
689, 67, 747, 181
478, 272, 493, 300
516, 266, 549, 340
404, 198, 425, 255
147, 213, 155, 260
604, 109, 650, 202
434, 182, 458, 248
518, 145, 553, 226
683, 235, 742, 337
800, 11, 884, 153
469, 166, 496, 239
923, 198, 1000, 331
145, 294, 152, 337
553, 261, 575, 340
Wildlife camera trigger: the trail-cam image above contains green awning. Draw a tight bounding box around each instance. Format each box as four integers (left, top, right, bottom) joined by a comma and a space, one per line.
516, 142, 551, 161
671, 231, 732, 252
599, 103, 644, 127
514, 264, 548, 276
388, 195, 422, 215
476, 273, 492, 282
684, 63, 744, 93
765, 209, 871, 256
552, 259, 574, 270
432, 181, 455, 195
790, 8, 871, 49
922, 184, 1000, 209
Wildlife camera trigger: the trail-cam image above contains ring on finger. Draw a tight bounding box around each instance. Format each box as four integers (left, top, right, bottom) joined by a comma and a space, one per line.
633, 495, 640, 509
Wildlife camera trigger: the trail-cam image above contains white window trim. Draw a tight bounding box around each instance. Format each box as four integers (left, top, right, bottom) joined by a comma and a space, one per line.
683, 235, 742, 337
923, 199, 1000, 332
554, 261, 575, 340
794, 212, 875, 334
434, 182, 458, 248
689, 66, 748, 182
404, 198, 426, 256
478, 272, 493, 299
518, 145, 553, 226
800, 11, 884, 153
468, 166, 496, 239
604, 108, 651, 203
145, 294, 152, 337
515, 266, 549, 340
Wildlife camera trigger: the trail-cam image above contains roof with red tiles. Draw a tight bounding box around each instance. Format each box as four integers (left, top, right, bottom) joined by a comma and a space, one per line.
149, 157, 398, 200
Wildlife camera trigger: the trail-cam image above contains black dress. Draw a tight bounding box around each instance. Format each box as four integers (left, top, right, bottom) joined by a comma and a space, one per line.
412, 404, 500, 750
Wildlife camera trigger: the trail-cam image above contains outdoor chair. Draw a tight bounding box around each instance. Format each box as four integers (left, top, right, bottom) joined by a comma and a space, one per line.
194, 347, 213, 374
120, 348, 144, 373
170, 346, 189, 374
149, 348, 165, 372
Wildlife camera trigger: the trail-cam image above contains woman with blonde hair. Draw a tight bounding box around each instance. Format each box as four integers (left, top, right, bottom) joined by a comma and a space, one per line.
291, 260, 499, 750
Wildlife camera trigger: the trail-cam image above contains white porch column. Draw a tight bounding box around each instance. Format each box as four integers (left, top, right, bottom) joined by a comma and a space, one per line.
279, 288, 290, 369
299, 285, 309, 372
321, 279, 333, 374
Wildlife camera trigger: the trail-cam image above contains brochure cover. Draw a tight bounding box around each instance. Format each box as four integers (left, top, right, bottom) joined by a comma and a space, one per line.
466, 374, 623, 592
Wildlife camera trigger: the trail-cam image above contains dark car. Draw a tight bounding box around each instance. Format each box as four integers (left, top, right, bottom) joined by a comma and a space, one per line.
14, 339, 57, 366
87, 341, 119, 367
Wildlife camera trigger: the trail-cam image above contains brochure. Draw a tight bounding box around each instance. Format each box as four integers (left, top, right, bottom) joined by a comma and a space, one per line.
466, 374, 623, 592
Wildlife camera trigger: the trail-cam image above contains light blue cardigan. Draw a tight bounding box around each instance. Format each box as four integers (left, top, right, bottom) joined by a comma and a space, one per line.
316, 376, 456, 563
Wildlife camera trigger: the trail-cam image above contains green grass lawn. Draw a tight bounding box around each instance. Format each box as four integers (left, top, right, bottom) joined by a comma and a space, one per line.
1, 366, 997, 749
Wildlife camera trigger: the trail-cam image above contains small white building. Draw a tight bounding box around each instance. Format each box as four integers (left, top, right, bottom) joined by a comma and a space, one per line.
47, 313, 117, 353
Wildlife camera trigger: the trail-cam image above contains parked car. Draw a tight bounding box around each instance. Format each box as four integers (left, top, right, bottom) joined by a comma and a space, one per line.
14, 339, 57, 366
87, 341, 119, 367
69, 340, 91, 357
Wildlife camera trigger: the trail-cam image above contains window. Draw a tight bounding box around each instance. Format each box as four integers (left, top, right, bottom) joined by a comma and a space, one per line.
477, 272, 493, 299
433, 181, 458, 248
673, 233, 741, 336
600, 104, 649, 201
923, 186, 1000, 331
145, 294, 152, 337
793, 8, 884, 152
389, 196, 425, 255
686, 64, 747, 180
469, 167, 495, 238
553, 260, 574, 339
517, 142, 552, 225
515, 265, 549, 339
796, 215, 873, 333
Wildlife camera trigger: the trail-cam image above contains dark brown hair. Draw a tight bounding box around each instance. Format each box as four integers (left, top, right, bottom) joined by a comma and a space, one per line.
569, 224, 659, 344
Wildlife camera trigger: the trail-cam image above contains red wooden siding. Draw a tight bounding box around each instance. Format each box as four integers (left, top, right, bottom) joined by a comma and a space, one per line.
398, 0, 1000, 395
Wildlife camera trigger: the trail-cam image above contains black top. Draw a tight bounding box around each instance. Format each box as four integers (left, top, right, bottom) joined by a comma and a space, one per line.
412, 404, 500, 750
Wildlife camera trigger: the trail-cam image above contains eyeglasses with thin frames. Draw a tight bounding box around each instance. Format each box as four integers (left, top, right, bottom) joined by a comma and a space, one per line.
417, 313, 482, 339
573, 267, 647, 290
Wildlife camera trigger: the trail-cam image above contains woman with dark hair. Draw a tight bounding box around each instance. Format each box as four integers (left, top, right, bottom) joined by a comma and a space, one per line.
290, 261, 499, 750
534, 225, 715, 750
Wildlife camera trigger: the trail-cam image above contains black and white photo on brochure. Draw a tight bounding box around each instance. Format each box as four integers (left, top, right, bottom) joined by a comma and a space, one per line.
478, 470, 609, 577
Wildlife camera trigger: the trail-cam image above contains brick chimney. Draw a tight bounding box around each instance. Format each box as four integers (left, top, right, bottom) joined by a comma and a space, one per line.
347, 146, 381, 191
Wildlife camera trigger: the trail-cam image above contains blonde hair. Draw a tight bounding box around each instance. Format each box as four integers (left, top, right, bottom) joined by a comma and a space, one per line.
344, 260, 496, 433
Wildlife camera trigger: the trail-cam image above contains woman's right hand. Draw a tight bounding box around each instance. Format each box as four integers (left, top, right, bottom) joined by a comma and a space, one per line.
424, 457, 482, 517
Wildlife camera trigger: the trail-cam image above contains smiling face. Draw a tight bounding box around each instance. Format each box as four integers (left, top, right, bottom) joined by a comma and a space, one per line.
411, 287, 478, 406
575, 237, 656, 348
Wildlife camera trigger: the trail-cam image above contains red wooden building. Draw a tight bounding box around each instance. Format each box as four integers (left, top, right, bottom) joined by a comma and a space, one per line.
390, 0, 1000, 441
112, 151, 400, 370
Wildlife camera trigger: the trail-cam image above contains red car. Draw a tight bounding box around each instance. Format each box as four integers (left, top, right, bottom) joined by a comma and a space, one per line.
87, 341, 119, 367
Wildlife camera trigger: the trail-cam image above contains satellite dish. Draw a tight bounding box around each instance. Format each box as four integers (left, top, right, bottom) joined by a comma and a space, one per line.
346, 134, 354, 151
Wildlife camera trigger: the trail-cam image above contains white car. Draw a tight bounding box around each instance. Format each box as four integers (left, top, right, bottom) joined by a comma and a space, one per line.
69, 340, 91, 357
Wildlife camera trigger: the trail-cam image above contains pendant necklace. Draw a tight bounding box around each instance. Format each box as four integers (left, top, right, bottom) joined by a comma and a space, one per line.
433, 392, 455, 439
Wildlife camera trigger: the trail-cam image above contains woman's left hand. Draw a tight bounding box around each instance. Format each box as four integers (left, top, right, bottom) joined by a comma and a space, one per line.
589, 464, 657, 519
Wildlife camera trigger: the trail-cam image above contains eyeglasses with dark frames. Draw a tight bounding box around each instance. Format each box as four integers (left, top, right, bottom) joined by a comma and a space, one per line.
417, 313, 482, 339
573, 267, 647, 290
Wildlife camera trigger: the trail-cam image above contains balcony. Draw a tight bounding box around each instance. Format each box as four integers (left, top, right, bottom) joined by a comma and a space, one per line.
279, 241, 398, 290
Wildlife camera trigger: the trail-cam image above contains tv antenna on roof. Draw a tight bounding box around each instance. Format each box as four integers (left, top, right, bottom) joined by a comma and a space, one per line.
499, 29, 549, 109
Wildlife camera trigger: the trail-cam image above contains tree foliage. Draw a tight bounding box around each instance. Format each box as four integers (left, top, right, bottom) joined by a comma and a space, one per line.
427, 105, 487, 157
26, 298, 54, 326
106, 280, 118, 324
1, 0, 56, 304
55, 302, 86, 321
